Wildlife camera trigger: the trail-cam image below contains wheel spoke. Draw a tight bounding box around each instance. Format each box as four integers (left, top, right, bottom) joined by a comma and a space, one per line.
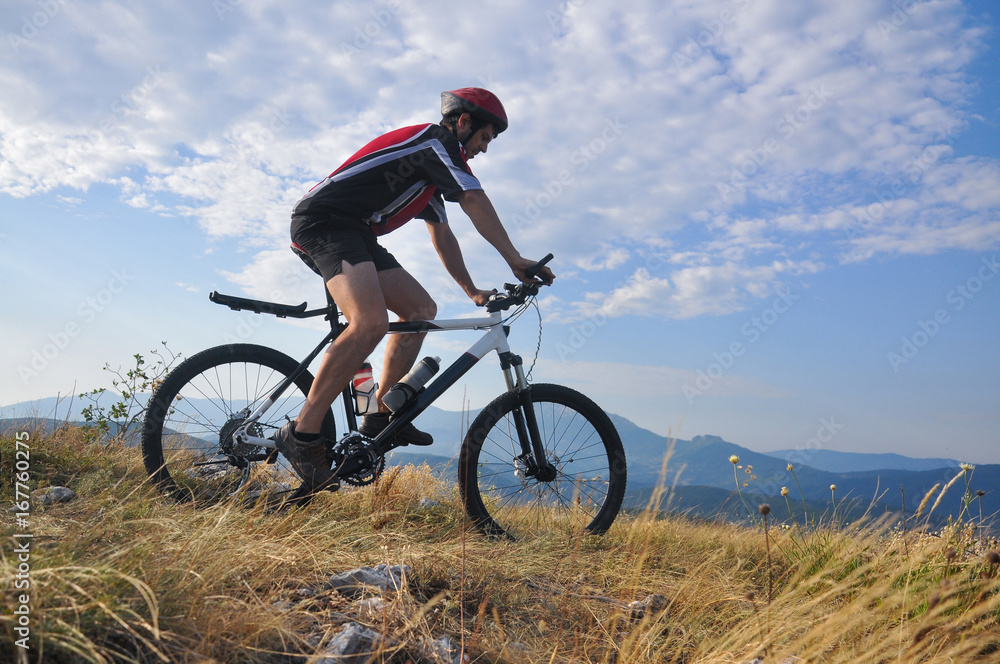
461, 384, 626, 540
142, 345, 337, 504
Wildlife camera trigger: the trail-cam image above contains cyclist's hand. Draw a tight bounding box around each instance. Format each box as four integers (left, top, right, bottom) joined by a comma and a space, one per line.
511, 256, 555, 285
470, 288, 498, 307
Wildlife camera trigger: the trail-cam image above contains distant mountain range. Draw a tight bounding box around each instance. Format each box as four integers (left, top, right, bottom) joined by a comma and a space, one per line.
4, 395, 996, 528
764, 448, 962, 474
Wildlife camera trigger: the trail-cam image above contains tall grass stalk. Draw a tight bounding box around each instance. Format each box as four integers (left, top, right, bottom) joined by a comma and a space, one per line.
787, 463, 809, 526
3, 427, 999, 663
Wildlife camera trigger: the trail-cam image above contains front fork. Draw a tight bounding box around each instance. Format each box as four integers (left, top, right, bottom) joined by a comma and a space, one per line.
500, 353, 557, 483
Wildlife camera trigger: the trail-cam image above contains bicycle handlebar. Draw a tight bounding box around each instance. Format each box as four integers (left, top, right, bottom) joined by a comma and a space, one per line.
484, 253, 553, 313
526, 252, 554, 280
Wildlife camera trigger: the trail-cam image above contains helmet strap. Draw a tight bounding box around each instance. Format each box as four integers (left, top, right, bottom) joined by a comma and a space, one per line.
446, 113, 485, 148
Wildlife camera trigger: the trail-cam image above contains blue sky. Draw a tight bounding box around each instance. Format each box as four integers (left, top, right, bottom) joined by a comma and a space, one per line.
2, 0, 998, 464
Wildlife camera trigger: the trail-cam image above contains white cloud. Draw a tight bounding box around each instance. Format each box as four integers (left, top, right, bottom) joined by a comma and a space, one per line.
219, 247, 319, 307
575, 258, 822, 320
1, 0, 998, 319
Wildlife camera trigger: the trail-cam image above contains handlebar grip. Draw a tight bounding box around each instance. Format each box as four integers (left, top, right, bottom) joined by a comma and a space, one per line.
526, 253, 554, 279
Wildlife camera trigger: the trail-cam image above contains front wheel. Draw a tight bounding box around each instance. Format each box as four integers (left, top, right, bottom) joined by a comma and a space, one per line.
460, 384, 627, 539
141, 344, 335, 502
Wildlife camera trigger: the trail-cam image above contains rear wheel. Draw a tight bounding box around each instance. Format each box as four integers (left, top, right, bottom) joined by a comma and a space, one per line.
141, 344, 336, 502
460, 384, 627, 539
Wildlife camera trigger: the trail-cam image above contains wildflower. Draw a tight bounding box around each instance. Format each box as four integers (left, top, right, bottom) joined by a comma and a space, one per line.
781, 487, 789, 496
730, 455, 740, 464
986, 551, 1000, 566
787, 463, 794, 471
977, 490, 986, 497
830, 484, 837, 492
960, 463, 975, 472
758, 504, 771, 516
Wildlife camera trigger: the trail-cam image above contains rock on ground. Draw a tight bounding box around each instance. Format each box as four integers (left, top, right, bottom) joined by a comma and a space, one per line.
37, 486, 76, 506
325, 564, 410, 599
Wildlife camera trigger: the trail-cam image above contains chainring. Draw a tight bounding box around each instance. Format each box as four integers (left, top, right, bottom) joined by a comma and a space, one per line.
332, 434, 386, 486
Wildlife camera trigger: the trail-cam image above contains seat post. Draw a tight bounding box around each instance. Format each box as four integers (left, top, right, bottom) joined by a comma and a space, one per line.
325, 288, 343, 332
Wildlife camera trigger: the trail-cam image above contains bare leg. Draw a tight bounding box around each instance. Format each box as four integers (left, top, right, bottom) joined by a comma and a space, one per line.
375, 267, 437, 410
296, 261, 388, 434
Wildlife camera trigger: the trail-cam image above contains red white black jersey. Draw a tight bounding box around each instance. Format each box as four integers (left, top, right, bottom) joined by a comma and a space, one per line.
292, 123, 482, 236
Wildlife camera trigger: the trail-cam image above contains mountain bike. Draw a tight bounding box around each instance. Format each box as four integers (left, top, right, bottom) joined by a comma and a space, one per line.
141, 254, 627, 539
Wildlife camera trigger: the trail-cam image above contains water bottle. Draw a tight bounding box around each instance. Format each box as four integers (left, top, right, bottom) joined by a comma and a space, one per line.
382, 356, 440, 413
352, 362, 379, 415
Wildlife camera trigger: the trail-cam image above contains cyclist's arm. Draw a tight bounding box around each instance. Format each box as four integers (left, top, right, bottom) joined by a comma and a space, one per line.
426, 221, 496, 306
455, 189, 555, 284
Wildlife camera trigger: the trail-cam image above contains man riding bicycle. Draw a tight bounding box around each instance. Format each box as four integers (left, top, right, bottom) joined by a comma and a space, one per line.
276, 87, 556, 492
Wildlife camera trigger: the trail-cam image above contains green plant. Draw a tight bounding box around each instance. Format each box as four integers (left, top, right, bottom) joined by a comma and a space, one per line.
79, 342, 180, 442
956, 463, 976, 524
787, 463, 810, 526
729, 455, 760, 525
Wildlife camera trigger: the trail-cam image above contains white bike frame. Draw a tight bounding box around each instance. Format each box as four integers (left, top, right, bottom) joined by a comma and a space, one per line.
234, 309, 527, 451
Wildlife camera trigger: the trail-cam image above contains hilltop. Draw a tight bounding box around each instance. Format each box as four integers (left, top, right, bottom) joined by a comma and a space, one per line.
2, 425, 999, 662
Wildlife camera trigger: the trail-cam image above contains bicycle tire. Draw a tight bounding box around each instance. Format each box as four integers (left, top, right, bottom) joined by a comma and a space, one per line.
459, 383, 627, 539
141, 344, 335, 502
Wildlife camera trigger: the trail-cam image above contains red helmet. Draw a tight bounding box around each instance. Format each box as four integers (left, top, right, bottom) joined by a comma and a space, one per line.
441, 87, 508, 135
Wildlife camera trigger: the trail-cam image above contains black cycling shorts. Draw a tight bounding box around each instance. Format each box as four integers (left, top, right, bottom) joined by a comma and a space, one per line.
290, 216, 401, 282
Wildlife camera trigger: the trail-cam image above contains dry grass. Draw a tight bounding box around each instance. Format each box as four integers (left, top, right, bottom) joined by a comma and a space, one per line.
2, 426, 998, 663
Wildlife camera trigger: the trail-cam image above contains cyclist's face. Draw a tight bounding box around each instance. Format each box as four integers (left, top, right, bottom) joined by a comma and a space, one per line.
463, 124, 495, 160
